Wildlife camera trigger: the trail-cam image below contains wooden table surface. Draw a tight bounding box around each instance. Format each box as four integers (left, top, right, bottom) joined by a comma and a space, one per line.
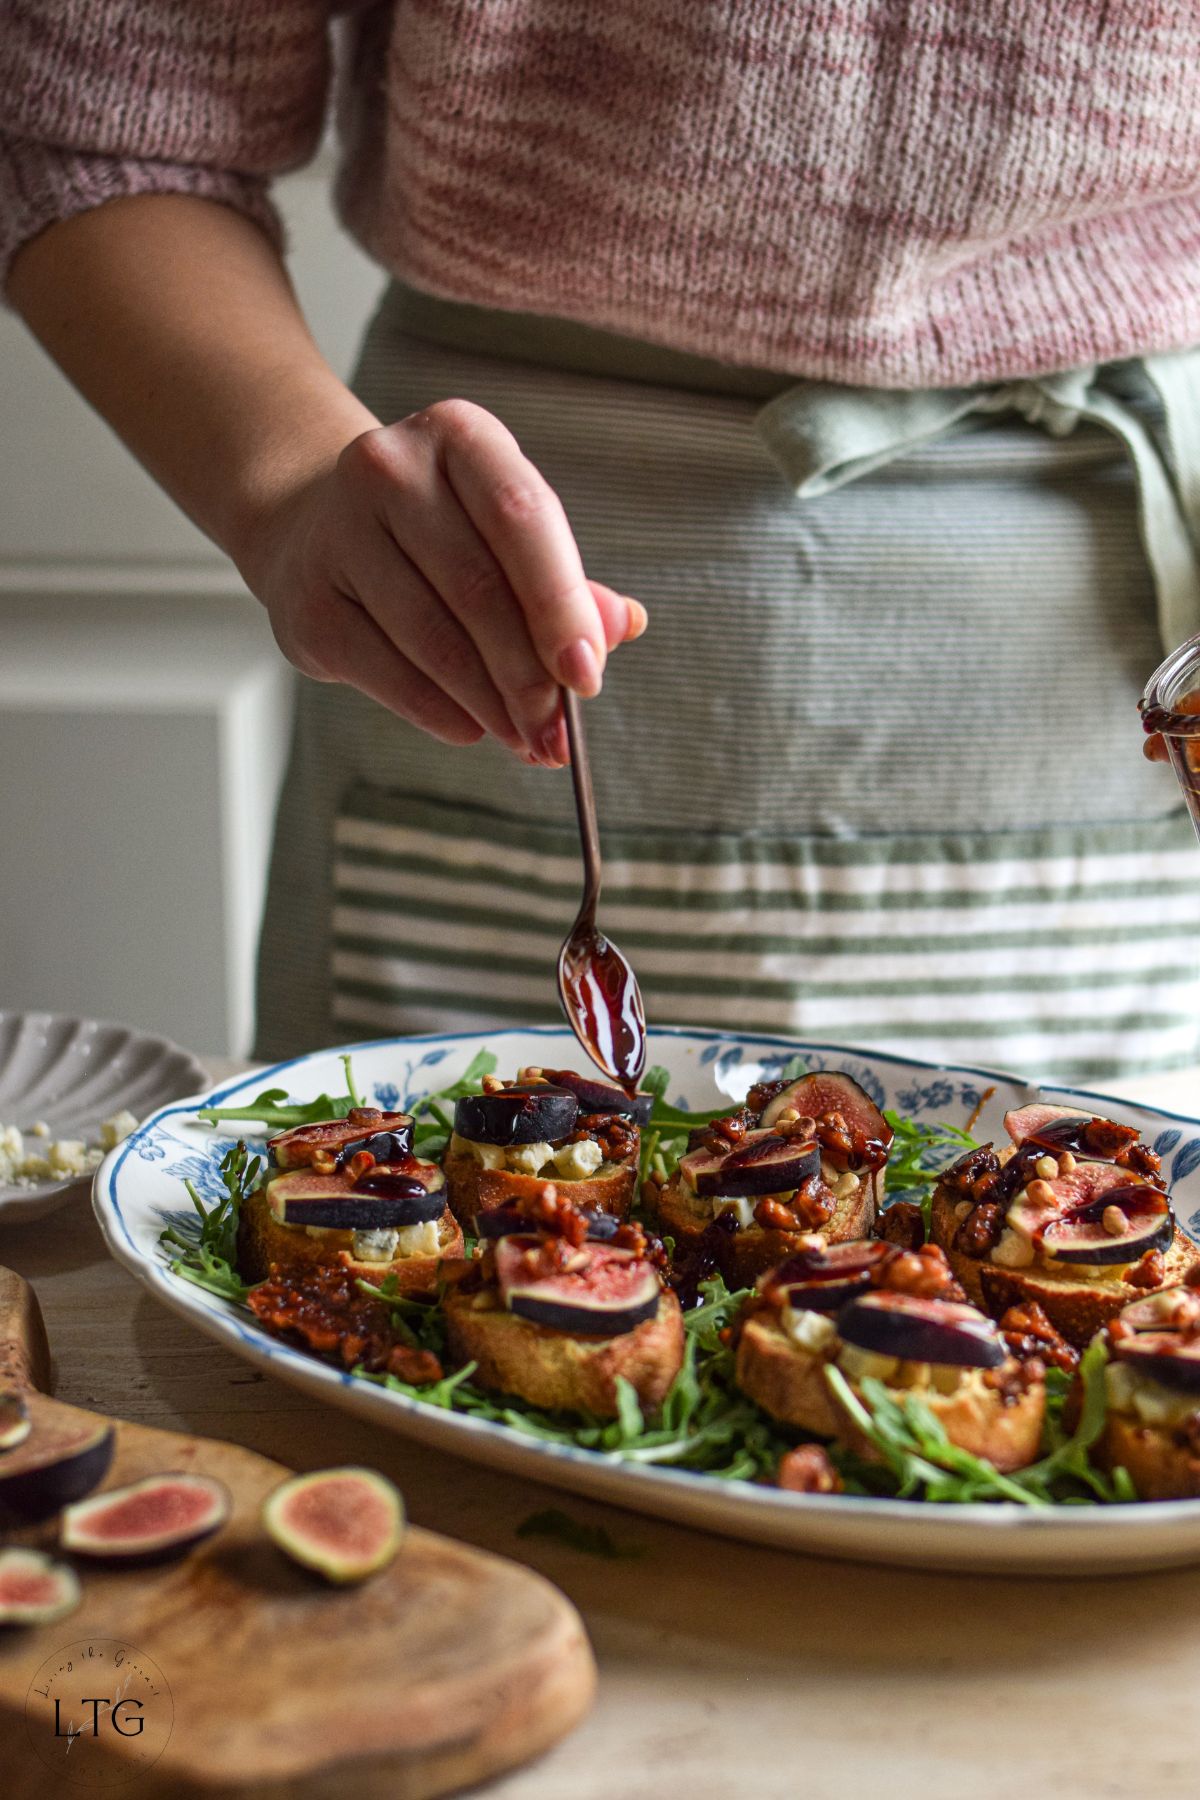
4, 1062, 1200, 1800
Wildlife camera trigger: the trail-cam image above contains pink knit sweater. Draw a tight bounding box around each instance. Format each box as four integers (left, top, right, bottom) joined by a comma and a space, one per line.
5, 1, 1200, 388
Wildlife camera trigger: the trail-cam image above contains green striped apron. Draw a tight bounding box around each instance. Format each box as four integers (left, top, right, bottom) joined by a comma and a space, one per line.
253, 286, 1200, 1082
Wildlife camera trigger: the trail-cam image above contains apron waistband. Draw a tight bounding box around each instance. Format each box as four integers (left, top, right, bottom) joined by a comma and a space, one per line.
757, 351, 1200, 653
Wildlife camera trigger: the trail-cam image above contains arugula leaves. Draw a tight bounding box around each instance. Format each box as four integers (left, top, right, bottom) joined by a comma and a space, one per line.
159, 1140, 261, 1303
824, 1340, 1129, 1506
882, 1109, 978, 1227
516, 1508, 644, 1558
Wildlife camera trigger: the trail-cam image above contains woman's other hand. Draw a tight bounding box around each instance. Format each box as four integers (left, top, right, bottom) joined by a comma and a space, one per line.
239, 402, 647, 767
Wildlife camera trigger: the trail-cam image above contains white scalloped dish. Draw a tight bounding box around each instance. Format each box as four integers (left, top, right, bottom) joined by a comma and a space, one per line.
94, 1027, 1200, 1574
0, 1012, 209, 1223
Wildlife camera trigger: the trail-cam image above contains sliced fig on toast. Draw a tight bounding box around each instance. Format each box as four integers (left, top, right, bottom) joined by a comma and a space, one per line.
0, 1549, 81, 1626
535, 1067, 653, 1125
455, 1084, 578, 1146
1113, 1331, 1200, 1394
765, 1239, 892, 1314
267, 1162, 446, 1229
679, 1129, 820, 1198
1119, 1287, 1200, 1334
495, 1236, 661, 1337
837, 1292, 1006, 1368
758, 1072, 892, 1157
0, 1406, 114, 1523
473, 1201, 621, 1242
269, 1109, 413, 1169
1003, 1104, 1139, 1161
62, 1473, 231, 1562
1002, 1103, 1091, 1145
1038, 1182, 1172, 1266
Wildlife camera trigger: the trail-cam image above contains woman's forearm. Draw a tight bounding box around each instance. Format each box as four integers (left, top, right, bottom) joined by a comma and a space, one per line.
6, 193, 377, 574
6, 191, 643, 762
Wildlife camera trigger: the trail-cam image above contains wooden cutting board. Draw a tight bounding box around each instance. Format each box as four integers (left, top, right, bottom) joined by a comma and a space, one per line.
0, 1266, 595, 1798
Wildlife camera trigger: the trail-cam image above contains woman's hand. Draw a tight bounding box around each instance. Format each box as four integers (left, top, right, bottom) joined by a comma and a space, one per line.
8, 198, 645, 767
240, 401, 646, 767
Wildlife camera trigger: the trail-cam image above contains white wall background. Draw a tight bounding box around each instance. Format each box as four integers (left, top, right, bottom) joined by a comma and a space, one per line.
0, 156, 385, 1056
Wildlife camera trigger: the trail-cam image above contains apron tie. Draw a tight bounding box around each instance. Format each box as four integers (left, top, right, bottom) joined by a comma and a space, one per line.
756, 355, 1200, 652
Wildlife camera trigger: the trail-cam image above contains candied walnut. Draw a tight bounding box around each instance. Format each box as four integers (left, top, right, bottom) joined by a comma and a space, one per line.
982, 1356, 1044, 1404
954, 1201, 1004, 1258
1127, 1249, 1167, 1291
943, 1145, 1001, 1196
754, 1197, 800, 1232
1117, 1140, 1162, 1179
387, 1345, 444, 1385
999, 1301, 1079, 1375
1082, 1117, 1140, 1159
575, 1112, 638, 1162
876, 1202, 925, 1251
877, 1244, 964, 1303
790, 1176, 837, 1231
746, 1077, 789, 1115
248, 1266, 393, 1370
777, 1444, 843, 1494
513, 1181, 589, 1246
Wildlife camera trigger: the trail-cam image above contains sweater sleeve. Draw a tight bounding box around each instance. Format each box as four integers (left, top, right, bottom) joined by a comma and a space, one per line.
0, 1, 335, 287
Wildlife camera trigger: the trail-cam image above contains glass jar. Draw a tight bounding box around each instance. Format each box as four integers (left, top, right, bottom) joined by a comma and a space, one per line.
1141, 633, 1200, 842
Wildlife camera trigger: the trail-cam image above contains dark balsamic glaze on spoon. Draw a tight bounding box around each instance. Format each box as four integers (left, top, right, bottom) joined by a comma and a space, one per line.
556, 689, 647, 1091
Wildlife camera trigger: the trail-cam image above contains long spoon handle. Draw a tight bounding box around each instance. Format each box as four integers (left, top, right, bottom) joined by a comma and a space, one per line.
562, 689, 603, 916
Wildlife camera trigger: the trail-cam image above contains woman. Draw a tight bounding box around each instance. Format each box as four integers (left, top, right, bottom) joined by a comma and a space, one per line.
4, 4, 1200, 1080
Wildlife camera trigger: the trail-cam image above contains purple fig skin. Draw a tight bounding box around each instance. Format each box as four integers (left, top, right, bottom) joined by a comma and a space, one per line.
837, 1293, 1006, 1369
680, 1131, 821, 1198
1114, 1333, 1200, 1395
454, 1085, 579, 1147
262, 1468, 405, 1584
0, 1414, 114, 1524
61, 1473, 231, 1563
0, 1549, 81, 1626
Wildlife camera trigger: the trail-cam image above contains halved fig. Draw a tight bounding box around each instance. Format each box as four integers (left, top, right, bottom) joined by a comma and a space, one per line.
496, 1236, 661, 1336
262, 1467, 404, 1584
0, 1390, 31, 1450
473, 1202, 621, 1242
267, 1162, 446, 1228
62, 1473, 231, 1562
1113, 1332, 1200, 1394
269, 1109, 413, 1169
1002, 1103, 1090, 1145
455, 1084, 578, 1146
837, 1292, 1006, 1368
679, 1130, 821, 1198
0, 1549, 81, 1626
765, 1240, 893, 1314
1039, 1185, 1172, 1266
536, 1068, 653, 1125
758, 1072, 892, 1158
0, 1407, 114, 1523
1119, 1287, 1200, 1334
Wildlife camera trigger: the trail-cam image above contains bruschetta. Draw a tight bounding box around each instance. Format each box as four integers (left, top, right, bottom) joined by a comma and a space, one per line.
442, 1066, 644, 1227
442, 1182, 682, 1416
647, 1071, 891, 1286
237, 1108, 462, 1289
1092, 1283, 1200, 1499
930, 1102, 1198, 1347
735, 1240, 1045, 1470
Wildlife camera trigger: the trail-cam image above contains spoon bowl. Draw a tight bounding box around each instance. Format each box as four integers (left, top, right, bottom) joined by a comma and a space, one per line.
556, 690, 647, 1090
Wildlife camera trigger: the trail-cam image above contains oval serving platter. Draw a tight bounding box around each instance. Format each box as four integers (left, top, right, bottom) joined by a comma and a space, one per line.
94, 1027, 1200, 1576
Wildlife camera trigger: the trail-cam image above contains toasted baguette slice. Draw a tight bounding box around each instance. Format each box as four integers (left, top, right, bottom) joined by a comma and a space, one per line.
443, 1286, 683, 1416
928, 1184, 991, 1308
237, 1187, 463, 1290
648, 1171, 876, 1286
1095, 1413, 1200, 1501
734, 1308, 1044, 1469
734, 1312, 841, 1437
443, 1153, 636, 1228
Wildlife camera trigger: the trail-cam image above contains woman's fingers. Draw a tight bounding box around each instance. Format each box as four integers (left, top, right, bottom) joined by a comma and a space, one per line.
427, 401, 609, 694
590, 582, 648, 649
322, 595, 486, 747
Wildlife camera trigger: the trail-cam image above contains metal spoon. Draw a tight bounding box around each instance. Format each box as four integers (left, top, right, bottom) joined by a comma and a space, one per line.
556, 688, 647, 1089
